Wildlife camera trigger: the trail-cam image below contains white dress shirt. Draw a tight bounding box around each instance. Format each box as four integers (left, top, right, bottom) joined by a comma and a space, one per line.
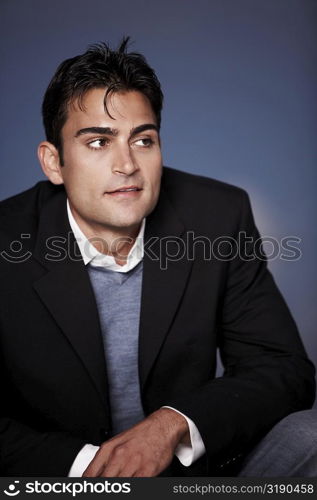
67, 201, 205, 476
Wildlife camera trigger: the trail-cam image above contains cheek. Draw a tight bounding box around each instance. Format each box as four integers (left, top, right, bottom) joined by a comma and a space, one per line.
149, 165, 162, 189
63, 172, 84, 192
62, 173, 93, 202
143, 156, 162, 182
62, 161, 97, 186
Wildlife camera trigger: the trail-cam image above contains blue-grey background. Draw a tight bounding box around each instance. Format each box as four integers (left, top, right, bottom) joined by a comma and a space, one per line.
1, 0, 316, 398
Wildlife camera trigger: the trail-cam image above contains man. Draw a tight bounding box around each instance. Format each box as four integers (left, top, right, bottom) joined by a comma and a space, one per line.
0, 39, 316, 477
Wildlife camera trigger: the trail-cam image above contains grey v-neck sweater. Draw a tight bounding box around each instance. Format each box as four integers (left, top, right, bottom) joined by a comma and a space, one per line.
88, 262, 145, 436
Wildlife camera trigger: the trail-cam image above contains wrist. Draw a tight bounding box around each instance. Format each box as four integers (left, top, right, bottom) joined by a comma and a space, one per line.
152, 408, 190, 447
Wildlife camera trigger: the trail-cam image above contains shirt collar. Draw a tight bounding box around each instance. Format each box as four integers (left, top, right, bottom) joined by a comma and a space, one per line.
67, 200, 145, 273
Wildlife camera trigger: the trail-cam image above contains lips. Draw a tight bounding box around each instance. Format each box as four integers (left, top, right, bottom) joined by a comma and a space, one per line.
105, 185, 142, 194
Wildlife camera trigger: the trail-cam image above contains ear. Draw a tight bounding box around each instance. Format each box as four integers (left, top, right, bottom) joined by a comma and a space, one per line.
37, 141, 64, 185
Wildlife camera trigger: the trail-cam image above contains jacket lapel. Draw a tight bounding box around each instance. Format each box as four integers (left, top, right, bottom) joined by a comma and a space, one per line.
32, 190, 109, 412
139, 188, 193, 390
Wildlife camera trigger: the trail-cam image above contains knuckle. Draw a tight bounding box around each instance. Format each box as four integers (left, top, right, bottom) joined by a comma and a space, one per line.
113, 444, 126, 458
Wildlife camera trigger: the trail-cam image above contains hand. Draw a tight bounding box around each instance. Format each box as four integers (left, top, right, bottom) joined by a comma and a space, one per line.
82, 408, 190, 477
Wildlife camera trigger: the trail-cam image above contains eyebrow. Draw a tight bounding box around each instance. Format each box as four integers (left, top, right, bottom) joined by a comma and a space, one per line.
75, 127, 117, 137
75, 123, 159, 138
130, 124, 159, 137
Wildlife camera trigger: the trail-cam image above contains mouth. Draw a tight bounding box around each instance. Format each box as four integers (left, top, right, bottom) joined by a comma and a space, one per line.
105, 185, 143, 196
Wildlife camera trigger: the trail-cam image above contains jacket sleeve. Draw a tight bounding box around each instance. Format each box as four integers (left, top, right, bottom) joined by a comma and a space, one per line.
0, 416, 86, 476
0, 345, 86, 476
166, 190, 316, 472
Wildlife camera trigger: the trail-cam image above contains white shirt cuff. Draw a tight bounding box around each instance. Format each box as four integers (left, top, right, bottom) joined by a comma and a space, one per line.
162, 406, 206, 466
68, 444, 99, 477
68, 407, 206, 475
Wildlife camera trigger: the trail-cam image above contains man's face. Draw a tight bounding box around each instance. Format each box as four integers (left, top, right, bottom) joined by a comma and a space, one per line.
56, 89, 162, 235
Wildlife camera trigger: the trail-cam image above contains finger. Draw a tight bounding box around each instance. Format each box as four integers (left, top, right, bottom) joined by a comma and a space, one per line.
100, 459, 122, 478
114, 461, 139, 478
82, 444, 113, 477
103, 447, 141, 477
101, 444, 134, 477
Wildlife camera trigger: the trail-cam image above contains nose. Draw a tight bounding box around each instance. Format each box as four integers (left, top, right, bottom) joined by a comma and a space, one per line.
112, 144, 138, 176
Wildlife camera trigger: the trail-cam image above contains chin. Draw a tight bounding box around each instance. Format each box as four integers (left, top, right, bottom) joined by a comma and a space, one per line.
113, 209, 149, 228
119, 218, 144, 230
107, 216, 144, 231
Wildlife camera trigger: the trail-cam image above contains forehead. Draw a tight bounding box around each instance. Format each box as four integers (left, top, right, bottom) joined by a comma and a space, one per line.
64, 88, 156, 131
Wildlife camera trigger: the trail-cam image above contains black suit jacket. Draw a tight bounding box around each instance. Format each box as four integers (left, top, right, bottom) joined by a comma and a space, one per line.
0, 167, 315, 476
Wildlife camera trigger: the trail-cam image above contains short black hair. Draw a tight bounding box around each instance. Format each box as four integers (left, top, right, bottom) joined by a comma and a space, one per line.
42, 37, 163, 163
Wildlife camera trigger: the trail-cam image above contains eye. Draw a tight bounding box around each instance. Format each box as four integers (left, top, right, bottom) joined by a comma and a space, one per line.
87, 138, 109, 150
133, 138, 154, 148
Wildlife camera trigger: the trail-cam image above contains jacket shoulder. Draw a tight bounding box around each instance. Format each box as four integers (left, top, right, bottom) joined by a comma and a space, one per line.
0, 181, 63, 218
162, 166, 248, 201
161, 167, 251, 230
